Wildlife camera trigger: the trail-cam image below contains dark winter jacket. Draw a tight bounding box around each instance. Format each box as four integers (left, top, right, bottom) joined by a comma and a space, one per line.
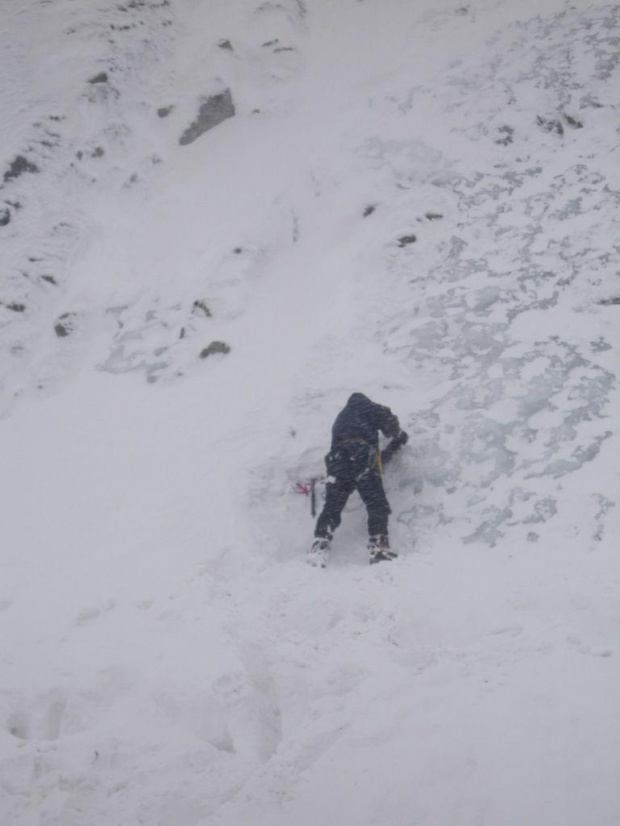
330, 393, 401, 451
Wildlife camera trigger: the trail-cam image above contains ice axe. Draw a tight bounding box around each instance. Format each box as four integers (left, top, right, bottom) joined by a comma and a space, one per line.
295, 478, 320, 516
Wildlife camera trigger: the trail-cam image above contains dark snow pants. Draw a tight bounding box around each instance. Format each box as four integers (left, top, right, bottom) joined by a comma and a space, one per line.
314, 441, 391, 540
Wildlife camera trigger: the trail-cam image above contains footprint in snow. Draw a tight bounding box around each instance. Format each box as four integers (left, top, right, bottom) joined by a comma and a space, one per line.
75, 599, 117, 624
566, 635, 613, 658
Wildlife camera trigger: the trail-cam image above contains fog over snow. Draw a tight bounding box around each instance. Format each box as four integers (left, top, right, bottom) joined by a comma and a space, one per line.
1, 0, 619, 824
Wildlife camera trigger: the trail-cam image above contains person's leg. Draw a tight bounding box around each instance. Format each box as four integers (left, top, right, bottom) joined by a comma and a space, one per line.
357, 470, 390, 536
356, 470, 396, 562
308, 475, 354, 567
314, 476, 354, 540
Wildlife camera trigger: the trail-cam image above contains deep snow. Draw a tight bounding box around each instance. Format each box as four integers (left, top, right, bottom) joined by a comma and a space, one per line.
1, 0, 619, 824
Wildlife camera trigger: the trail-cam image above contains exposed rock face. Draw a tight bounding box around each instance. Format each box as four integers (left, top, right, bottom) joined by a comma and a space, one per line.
199, 341, 231, 359
179, 90, 235, 146
88, 71, 109, 84
54, 313, 78, 338
3, 155, 40, 182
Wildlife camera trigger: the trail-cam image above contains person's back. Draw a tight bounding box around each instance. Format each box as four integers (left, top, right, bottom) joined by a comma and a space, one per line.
331, 392, 400, 450
308, 393, 408, 568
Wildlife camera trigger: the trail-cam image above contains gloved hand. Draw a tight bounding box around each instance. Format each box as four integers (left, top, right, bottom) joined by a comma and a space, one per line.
394, 430, 409, 447
380, 430, 409, 467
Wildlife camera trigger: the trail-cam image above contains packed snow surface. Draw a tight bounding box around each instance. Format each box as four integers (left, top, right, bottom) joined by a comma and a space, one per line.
1, 0, 619, 823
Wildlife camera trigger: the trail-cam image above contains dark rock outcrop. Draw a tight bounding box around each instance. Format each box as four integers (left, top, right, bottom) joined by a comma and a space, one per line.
199, 341, 230, 358
54, 313, 77, 337
179, 90, 235, 146
3, 156, 40, 183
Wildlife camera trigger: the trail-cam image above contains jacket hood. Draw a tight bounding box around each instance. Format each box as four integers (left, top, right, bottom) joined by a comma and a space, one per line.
347, 392, 370, 406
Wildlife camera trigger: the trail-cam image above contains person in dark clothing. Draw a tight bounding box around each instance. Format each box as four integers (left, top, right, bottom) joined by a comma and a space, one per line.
309, 393, 408, 567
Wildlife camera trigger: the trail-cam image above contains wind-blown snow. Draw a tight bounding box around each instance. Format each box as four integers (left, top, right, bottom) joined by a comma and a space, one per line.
1, 0, 619, 824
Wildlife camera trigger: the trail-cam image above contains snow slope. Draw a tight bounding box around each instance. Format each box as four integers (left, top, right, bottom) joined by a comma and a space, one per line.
1, 0, 619, 823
